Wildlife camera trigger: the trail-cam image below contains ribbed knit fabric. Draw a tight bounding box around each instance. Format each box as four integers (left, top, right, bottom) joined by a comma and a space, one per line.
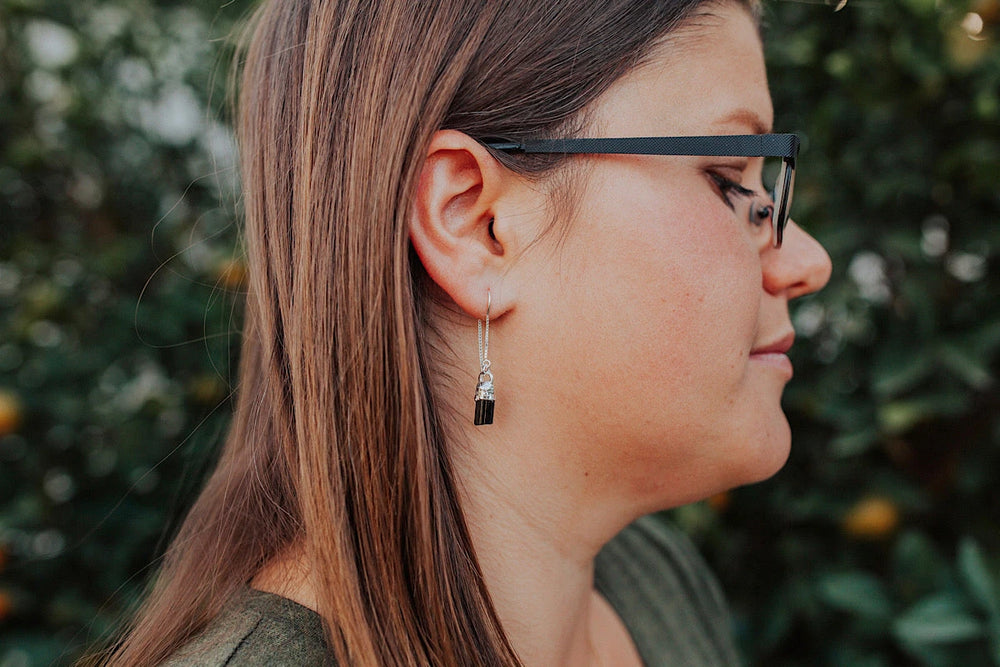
594, 515, 740, 666
162, 590, 332, 667
163, 515, 739, 666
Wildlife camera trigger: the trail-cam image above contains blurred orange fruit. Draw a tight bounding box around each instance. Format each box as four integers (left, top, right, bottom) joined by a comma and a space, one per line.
216, 258, 248, 290
0, 589, 12, 621
707, 491, 731, 513
842, 496, 900, 539
189, 374, 227, 405
0, 390, 22, 437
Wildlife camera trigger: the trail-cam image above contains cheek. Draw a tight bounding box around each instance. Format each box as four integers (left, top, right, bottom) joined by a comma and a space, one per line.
512, 172, 785, 505
567, 180, 761, 393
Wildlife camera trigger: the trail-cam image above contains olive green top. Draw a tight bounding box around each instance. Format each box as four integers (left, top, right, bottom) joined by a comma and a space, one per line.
163, 515, 740, 666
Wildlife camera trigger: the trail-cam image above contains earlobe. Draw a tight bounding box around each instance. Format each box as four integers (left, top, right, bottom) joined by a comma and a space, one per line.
409, 130, 512, 317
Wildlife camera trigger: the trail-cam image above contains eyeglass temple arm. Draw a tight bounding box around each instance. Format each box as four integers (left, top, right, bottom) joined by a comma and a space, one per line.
485, 134, 799, 158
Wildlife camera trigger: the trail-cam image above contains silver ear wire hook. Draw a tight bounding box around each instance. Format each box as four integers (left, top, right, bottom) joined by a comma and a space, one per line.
474, 290, 495, 425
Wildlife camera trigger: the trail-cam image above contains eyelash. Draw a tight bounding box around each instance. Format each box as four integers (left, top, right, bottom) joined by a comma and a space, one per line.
708, 171, 756, 209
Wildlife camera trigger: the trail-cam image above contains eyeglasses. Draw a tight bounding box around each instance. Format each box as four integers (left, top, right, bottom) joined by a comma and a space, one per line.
485, 134, 798, 248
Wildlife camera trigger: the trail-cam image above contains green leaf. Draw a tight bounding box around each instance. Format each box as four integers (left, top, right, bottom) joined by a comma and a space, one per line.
818, 571, 894, 620
894, 594, 986, 645
871, 344, 934, 398
878, 392, 970, 435
937, 344, 993, 391
893, 530, 949, 600
829, 428, 880, 458
958, 538, 1000, 618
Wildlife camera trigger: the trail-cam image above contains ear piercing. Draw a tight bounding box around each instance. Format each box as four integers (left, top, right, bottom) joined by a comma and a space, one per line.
474, 290, 495, 426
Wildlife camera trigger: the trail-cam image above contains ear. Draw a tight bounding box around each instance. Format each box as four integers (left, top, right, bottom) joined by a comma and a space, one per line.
409, 129, 516, 318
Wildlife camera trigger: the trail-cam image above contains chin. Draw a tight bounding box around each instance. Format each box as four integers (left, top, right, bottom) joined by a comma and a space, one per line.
740, 415, 792, 485
628, 412, 793, 511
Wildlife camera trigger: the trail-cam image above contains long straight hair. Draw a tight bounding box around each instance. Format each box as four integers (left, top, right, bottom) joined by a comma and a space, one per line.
105, 0, 759, 664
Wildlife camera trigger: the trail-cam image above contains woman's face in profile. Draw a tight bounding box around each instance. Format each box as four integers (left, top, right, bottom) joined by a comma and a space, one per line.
504, 3, 832, 509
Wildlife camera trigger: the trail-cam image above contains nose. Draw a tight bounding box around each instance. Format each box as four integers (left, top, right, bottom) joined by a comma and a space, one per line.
762, 220, 832, 299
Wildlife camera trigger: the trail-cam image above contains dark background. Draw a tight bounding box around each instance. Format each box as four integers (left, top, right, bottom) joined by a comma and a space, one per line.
1, 0, 998, 664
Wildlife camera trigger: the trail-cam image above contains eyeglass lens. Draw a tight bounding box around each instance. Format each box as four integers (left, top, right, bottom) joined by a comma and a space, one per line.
763, 156, 793, 248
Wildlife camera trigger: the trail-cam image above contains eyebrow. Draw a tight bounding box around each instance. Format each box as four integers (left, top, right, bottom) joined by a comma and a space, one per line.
716, 108, 772, 135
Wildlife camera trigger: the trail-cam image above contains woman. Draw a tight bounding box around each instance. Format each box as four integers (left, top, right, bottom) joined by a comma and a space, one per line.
105, 0, 831, 664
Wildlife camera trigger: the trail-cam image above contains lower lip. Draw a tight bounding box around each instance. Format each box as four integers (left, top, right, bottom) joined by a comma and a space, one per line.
750, 352, 793, 379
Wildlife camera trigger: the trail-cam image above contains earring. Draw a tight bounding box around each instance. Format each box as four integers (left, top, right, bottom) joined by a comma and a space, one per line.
474, 290, 495, 426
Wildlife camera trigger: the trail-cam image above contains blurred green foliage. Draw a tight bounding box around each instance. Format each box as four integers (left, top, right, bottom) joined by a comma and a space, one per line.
0, 0, 246, 662
0, 0, 998, 665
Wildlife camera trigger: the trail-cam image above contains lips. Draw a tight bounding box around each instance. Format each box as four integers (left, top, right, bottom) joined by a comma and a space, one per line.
751, 331, 795, 356
750, 331, 795, 379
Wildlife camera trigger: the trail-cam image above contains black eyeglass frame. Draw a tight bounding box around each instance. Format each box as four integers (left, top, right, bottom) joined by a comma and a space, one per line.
484, 134, 798, 248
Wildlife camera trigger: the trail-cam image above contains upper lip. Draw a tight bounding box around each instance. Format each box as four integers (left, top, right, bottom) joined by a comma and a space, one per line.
751, 331, 795, 355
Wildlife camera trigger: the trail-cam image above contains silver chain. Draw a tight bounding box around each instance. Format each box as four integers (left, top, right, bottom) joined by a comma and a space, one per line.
478, 292, 491, 373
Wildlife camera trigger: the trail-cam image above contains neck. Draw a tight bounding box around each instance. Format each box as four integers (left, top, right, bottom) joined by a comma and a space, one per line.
252, 440, 643, 666
462, 482, 595, 664
451, 427, 641, 666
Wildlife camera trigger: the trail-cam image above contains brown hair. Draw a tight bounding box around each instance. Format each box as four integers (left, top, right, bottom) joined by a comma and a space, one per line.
104, 0, 760, 664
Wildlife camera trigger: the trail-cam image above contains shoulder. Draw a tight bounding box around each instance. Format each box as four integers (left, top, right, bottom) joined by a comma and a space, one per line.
597, 513, 729, 611
595, 514, 740, 666
161, 589, 334, 667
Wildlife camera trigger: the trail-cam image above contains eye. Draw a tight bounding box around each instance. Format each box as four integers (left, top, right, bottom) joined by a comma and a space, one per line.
708, 171, 756, 209
708, 172, 772, 228
749, 200, 774, 229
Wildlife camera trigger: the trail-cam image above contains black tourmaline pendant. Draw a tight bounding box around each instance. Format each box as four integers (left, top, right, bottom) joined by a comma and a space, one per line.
474, 372, 495, 425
